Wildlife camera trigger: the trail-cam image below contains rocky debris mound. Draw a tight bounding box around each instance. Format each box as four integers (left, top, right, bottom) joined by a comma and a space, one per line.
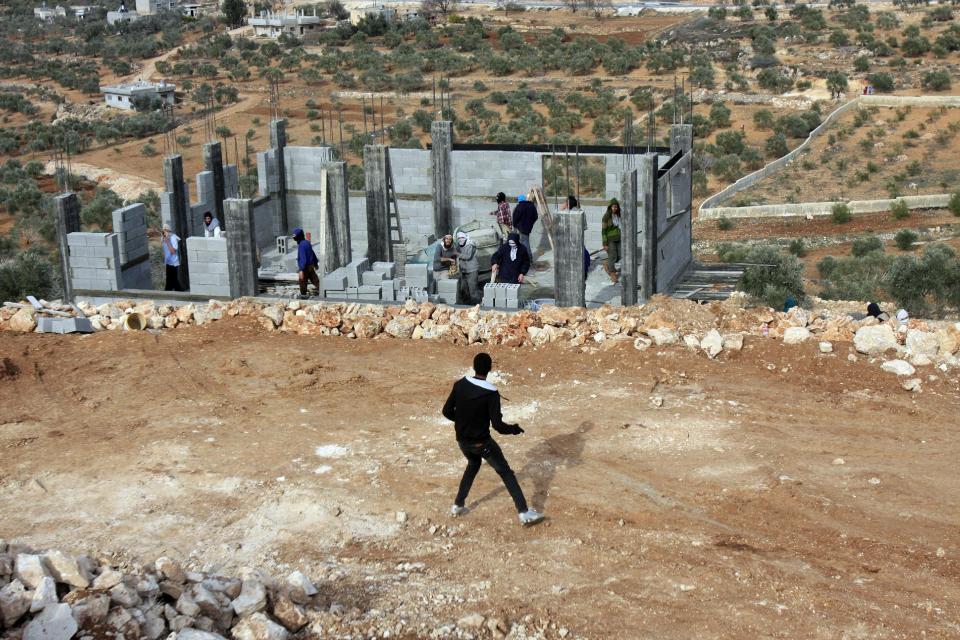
0, 543, 572, 640
2, 295, 958, 382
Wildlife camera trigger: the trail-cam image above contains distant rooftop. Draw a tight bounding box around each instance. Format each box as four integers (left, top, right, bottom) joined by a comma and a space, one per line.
100, 80, 175, 95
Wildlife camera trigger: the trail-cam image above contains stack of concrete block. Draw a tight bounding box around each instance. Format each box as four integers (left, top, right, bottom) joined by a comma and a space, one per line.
361, 270, 384, 287
405, 262, 433, 293
67, 232, 123, 292
397, 286, 429, 303
357, 285, 381, 301
111, 203, 152, 289
435, 278, 459, 305
323, 268, 349, 297
371, 261, 396, 279
380, 278, 405, 302
186, 236, 230, 297
482, 283, 521, 309
346, 258, 369, 288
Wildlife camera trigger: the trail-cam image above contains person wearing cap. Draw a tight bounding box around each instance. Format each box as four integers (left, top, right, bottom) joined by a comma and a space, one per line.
292, 227, 319, 297
456, 231, 480, 304
489, 192, 512, 241
511, 193, 539, 258
161, 223, 182, 291
433, 234, 459, 282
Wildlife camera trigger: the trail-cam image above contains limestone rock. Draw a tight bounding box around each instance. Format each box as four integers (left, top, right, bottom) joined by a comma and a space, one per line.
92, 567, 123, 590
910, 353, 933, 367
905, 329, 939, 357
633, 336, 652, 351
700, 329, 723, 359
70, 593, 110, 627
261, 305, 284, 328
23, 603, 78, 640
109, 582, 142, 608
9, 308, 37, 333
819, 341, 833, 354
171, 630, 227, 640
285, 572, 317, 605
272, 595, 307, 632
164, 315, 179, 329
45, 549, 91, 588
902, 378, 922, 392
935, 324, 960, 355
646, 327, 677, 346
156, 557, 186, 584
175, 304, 195, 324
0, 579, 30, 626
722, 333, 744, 352
231, 579, 267, 617
682, 334, 700, 350
782, 327, 812, 345
314, 308, 342, 328
192, 585, 225, 619
15, 554, 49, 589
352, 316, 383, 339
384, 316, 418, 339
458, 613, 485, 629
142, 609, 167, 640
232, 612, 289, 640
30, 576, 58, 612
854, 325, 898, 355
881, 359, 915, 376
148, 314, 165, 329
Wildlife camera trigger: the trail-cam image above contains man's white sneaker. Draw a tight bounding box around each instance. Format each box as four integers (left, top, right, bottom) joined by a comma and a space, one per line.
450, 505, 469, 517
518, 509, 545, 526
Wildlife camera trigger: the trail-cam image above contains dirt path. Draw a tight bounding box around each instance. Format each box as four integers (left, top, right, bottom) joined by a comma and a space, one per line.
1, 319, 958, 637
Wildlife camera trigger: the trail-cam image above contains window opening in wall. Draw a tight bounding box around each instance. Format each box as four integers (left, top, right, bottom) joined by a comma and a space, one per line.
543, 155, 605, 199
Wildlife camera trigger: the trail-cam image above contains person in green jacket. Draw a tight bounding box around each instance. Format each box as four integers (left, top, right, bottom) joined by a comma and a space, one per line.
601, 198, 622, 284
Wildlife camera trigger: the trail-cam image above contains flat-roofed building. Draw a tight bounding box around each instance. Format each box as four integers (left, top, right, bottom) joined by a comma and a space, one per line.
101, 80, 176, 111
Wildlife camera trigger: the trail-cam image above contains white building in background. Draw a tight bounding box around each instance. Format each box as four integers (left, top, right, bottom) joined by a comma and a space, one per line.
34, 4, 67, 20
107, 3, 141, 24
135, 0, 178, 14
349, 4, 397, 25
248, 9, 323, 40
101, 80, 176, 110
69, 4, 96, 19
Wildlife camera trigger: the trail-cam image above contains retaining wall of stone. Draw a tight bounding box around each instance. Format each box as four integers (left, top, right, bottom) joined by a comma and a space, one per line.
700, 193, 952, 220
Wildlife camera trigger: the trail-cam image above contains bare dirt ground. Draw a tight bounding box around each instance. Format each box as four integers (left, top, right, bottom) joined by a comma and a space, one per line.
1, 318, 959, 637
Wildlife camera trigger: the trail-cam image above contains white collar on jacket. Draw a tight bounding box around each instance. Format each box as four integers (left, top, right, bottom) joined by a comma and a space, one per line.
466, 376, 497, 391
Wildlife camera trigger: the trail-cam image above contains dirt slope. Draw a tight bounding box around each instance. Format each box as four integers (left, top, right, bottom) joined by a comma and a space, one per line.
1, 318, 958, 638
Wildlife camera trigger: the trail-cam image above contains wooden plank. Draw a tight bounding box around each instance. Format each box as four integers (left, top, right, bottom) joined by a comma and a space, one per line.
530, 186, 556, 252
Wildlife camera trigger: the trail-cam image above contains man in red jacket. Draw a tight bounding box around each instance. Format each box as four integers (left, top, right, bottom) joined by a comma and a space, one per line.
442, 353, 545, 526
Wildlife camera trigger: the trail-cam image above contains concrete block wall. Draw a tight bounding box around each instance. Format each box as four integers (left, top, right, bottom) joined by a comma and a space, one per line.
111, 204, 148, 265
252, 196, 277, 251
654, 151, 693, 293
67, 232, 123, 291
283, 146, 335, 243
186, 236, 230, 297
224, 164, 239, 198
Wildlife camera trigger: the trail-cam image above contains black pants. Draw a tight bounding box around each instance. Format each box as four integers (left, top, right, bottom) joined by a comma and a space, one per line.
165, 264, 182, 291
456, 439, 528, 513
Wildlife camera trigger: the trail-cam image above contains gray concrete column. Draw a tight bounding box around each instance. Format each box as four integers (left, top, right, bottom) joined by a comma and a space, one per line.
54, 192, 81, 302
163, 154, 190, 289
638, 153, 658, 301
554, 210, 586, 308
363, 144, 391, 263
620, 169, 639, 307
670, 123, 693, 156
224, 198, 259, 298
269, 119, 289, 233
203, 141, 226, 223
322, 160, 351, 270
430, 120, 453, 238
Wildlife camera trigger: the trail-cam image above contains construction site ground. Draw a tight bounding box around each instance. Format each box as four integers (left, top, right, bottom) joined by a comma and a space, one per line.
1, 317, 959, 637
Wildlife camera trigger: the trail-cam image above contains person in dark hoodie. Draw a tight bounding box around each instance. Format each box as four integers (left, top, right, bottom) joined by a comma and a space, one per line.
511, 193, 539, 257
490, 232, 531, 285
293, 227, 320, 297
442, 352, 545, 526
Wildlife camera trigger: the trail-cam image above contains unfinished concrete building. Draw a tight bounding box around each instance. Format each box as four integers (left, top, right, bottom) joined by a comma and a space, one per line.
56, 121, 694, 310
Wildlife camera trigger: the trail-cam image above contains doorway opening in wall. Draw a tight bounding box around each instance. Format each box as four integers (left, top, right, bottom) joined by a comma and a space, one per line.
542, 155, 605, 200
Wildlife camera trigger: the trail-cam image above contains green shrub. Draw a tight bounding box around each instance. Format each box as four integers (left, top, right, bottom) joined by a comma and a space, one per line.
738, 244, 805, 309
141, 143, 157, 157
788, 238, 807, 257
717, 242, 749, 263
0, 250, 55, 303
717, 216, 733, 231
817, 255, 837, 278
890, 199, 909, 219
819, 251, 893, 302
884, 244, 960, 314
949, 191, 960, 217
832, 202, 852, 224
895, 229, 918, 250
851, 235, 884, 257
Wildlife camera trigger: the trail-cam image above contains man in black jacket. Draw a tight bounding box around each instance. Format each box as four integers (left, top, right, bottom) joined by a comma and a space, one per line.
442, 353, 545, 526
511, 194, 539, 258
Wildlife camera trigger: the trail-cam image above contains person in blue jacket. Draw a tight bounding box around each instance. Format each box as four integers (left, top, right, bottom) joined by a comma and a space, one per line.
292, 227, 320, 297
511, 194, 539, 258
490, 232, 531, 285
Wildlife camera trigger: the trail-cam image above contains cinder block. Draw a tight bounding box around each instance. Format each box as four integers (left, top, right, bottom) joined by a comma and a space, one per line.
371, 261, 396, 278
323, 273, 348, 290
361, 270, 383, 286
437, 278, 459, 294
325, 290, 347, 299
346, 286, 359, 299
346, 258, 369, 287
